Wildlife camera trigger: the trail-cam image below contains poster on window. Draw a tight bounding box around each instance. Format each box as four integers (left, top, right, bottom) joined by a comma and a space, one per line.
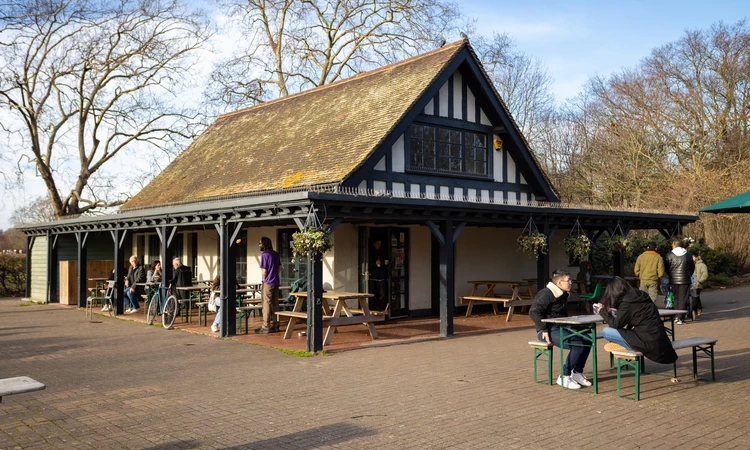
393, 248, 405, 269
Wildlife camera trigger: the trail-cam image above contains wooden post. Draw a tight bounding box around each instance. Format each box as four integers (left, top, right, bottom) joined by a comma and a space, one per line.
112, 230, 125, 315
307, 251, 324, 352
613, 250, 624, 277
76, 232, 88, 308
536, 223, 556, 293
46, 232, 59, 303
439, 220, 454, 337
25, 236, 33, 298
218, 219, 238, 337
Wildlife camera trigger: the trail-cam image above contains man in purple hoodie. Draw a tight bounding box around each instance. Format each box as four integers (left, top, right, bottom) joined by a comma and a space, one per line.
255, 236, 282, 334
665, 240, 695, 324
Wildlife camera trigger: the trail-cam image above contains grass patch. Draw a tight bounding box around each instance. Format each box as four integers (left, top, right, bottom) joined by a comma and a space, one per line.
18, 301, 32, 307
278, 348, 330, 357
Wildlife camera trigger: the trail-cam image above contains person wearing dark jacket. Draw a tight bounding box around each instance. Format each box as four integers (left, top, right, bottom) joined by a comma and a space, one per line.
124, 255, 146, 313
529, 269, 592, 390
665, 240, 695, 324
594, 276, 678, 364
171, 257, 193, 300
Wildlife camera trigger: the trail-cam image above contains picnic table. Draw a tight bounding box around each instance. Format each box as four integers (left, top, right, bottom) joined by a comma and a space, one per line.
461, 280, 535, 321
541, 308, 690, 394
279, 291, 383, 345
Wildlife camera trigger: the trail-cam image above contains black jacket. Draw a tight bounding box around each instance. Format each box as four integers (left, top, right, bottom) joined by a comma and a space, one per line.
529, 286, 569, 332
599, 289, 678, 364
665, 248, 695, 285
126, 264, 146, 294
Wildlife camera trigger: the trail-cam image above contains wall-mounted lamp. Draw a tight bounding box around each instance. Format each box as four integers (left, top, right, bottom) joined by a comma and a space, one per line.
493, 137, 503, 151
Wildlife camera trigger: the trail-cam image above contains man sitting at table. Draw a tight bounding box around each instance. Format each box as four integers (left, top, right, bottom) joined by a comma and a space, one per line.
124, 255, 146, 314
529, 269, 592, 390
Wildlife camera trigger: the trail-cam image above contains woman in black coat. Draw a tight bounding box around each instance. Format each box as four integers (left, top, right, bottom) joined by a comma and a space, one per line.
594, 277, 678, 364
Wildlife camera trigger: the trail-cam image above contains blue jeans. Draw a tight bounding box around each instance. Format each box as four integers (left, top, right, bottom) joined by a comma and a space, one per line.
538, 325, 592, 376
124, 288, 139, 310
212, 298, 222, 327
602, 326, 632, 349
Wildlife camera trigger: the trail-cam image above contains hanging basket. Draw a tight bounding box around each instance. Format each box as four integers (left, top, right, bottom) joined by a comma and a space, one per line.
291, 205, 333, 259
563, 219, 590, 263
517, 217, 547, 259
291, 227, 333, 258
606, 224, 630, 256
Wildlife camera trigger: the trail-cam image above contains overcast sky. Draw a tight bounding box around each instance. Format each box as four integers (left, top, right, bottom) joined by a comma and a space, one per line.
1, 0, 747, 230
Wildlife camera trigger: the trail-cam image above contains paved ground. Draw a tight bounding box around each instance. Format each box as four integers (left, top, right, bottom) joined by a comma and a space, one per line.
1, 286, 749, 450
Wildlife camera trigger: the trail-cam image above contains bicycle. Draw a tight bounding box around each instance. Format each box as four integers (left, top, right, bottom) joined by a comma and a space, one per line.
146, 284, 178, 329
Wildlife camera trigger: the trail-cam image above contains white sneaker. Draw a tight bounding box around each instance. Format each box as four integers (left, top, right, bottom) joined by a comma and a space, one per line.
131, 308, 139, 314
570, 370, 592, 387
211, 324, 219, 332
101, 305, 109, 312
556, 375, 582, 390
125, 308, 133, 314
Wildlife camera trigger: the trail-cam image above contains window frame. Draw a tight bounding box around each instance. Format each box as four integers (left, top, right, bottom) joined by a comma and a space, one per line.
407, 121, 492, 179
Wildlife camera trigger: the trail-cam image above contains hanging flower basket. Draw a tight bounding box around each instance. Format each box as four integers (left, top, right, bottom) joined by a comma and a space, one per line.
563, 234, 591, 262
606, 234, 630, 255
291, 227, 333, 259
681, 236, 696, 249
517, 230, 548, 259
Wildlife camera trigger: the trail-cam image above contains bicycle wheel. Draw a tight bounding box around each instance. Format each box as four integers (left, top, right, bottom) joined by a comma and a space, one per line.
146, 292, 159, 325
162, 295, 178, 329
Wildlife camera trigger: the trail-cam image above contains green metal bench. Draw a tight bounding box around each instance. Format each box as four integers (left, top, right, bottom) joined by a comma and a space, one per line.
529, 340, 554, 385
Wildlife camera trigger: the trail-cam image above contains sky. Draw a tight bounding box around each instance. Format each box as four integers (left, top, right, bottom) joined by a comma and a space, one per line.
0, 0, 748, 230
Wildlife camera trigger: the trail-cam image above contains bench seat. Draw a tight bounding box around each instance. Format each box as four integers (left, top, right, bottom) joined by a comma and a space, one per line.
0, 376, 46, 403
608, 336, 718, 401
528, 340, 554, 385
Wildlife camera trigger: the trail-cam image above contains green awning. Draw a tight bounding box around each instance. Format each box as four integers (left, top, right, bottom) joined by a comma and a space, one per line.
699, 190, 750, 213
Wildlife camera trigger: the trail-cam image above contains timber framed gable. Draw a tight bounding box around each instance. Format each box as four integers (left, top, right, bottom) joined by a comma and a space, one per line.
343, 44, 559, 205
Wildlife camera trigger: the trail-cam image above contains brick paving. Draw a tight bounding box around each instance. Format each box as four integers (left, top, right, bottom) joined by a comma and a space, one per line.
1, 286, 749, 449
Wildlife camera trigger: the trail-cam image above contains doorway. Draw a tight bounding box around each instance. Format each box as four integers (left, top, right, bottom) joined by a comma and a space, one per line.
359, 227, 409, 318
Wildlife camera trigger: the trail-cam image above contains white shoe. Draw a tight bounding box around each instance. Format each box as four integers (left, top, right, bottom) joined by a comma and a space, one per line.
125, 308, 133, 314
556, 375, 582, 390
101, 305, 109, 312
131, 308, 139, 314
570, 370, 592, 387
211, 324, 219, 332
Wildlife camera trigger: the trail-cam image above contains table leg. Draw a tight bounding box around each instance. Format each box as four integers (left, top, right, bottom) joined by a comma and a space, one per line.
282, 296, 304, 339
591, 325, 598, 394
465, 300, 474, 317
324, 300, 344, 345
359, 297, 378, 339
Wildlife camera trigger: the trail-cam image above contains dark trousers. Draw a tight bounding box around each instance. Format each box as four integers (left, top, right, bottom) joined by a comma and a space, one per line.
670, 284, 690, 321
694, 288, 703, 312
369, 279, 388, 311
538, 326, 592, 376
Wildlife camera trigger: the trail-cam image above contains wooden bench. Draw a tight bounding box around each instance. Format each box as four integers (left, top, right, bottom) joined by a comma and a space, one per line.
460, 296, 533, 321
0, 376, 46, 403
529, 340, 554, 385
608, 336, 718, 401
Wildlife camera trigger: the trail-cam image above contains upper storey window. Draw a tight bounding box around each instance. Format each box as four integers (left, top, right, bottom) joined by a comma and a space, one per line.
410, 123, 488, 177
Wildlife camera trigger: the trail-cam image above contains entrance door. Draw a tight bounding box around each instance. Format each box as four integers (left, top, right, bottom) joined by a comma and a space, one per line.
358, 227, 409, 318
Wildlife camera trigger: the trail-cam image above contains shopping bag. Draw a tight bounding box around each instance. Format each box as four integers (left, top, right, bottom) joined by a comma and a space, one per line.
665, 290, 674, 309
208, 291, 217, 312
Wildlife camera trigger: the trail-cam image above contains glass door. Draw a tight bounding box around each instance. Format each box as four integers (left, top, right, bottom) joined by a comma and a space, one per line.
359, 227, 410, 317
388, 228, 409, 318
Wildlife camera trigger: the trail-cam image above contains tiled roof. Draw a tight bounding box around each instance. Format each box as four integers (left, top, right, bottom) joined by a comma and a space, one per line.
122, 41, 466, 210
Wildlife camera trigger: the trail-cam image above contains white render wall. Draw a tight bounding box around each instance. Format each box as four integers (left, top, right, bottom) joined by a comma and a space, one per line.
454, 227, 573, 304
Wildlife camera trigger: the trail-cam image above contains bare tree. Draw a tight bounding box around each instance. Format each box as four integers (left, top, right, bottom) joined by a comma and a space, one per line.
473, 33, 556, 147
9, 196, 57, 226
0, 0, 212, 218
207, 0, 463, 109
